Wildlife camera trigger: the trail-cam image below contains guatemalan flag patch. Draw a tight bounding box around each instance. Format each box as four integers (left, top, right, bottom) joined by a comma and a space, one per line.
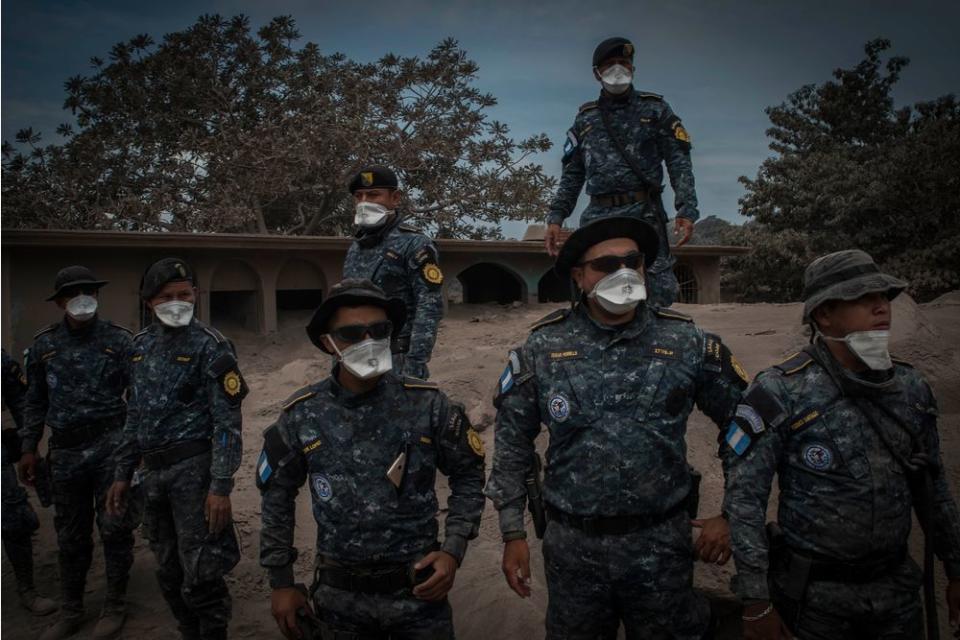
257, 450, 273, 484
725, 421, 752, 456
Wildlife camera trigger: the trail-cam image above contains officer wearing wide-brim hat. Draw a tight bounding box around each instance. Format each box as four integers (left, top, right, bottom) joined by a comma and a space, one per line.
722, 249, 960, 638
259, 278, 484, 640
488, 217, 748, 638
45, 265, 109, 301
544, 35, 700, 310
342, 165, 444, 380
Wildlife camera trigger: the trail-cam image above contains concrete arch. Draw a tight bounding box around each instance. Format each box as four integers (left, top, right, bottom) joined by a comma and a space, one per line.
275, 258, 327, 326
456, 262, 528, 304
210, 259, 264, 332
537, 268, 571, 303
674, 261, 699, 304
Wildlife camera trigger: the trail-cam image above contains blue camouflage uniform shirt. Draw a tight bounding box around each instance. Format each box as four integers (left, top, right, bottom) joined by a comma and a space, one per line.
486, 303, 747, 534
20, 317, 132, 453
723, 345, 960, 600
548, 89, 700, 227
343, 215, 444, 377
257, 371, 485, 588
114, 320, 246, 496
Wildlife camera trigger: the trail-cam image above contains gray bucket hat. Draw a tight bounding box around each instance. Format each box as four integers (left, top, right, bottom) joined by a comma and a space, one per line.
802, 249, 907, 323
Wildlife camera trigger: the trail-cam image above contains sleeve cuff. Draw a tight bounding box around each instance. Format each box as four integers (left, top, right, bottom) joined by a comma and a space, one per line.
441, 534, 468, 565
733, 571, 770, 601
678, 210, 699, 223
497, 503, 526, 535
209, 477, 235, 496
269, 565, 296, 589
546, 213, 565, 227
19, 438, 38, 455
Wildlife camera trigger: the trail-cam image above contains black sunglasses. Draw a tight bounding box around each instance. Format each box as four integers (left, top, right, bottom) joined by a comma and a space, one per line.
576, 251, 643, 274
61, 285, 99, 298
328, 321, 393, 344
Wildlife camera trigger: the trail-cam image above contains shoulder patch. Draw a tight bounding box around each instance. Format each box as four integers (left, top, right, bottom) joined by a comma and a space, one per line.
403, 377, 438, 390
773, 351, 814, 376
33, 323, 58, 340
654, 308, 693, 322
133, 328, 151, 341
636, 90, 664, 100
107, 321, 133, 335
530, 308, 570, 332
578, 100, 598, 113
283, 390, 316, 412
397, 223, 423, 234
201, 325, 226, 344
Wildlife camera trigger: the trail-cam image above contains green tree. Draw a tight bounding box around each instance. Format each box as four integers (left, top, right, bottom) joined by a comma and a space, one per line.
1, 15, 555, 238
733, 38, 960, 302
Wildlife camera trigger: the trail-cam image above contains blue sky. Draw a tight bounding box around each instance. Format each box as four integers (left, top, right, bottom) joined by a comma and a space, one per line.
3, 0, 958, 237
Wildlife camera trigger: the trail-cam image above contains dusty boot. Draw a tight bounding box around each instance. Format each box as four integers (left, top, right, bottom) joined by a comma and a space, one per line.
19, 588, 59, 616
91, 603, 126, 639
38, 613, 83, 640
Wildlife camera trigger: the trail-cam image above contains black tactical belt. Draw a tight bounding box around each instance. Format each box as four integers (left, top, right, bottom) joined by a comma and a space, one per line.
142, 439, 211, 471
590, 190, 649, 208
546, 500, 684, 536
391, 336, 410, 355
315, 562, 413, 595
787, 545, 907, 584
49, 417, 122, 450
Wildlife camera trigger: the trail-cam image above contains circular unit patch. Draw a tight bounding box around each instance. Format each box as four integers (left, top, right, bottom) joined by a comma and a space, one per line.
223, 371, 242, 396
548, 394, 571, 423
801, 443, 834, 471
467, 428, 485, 457
311, 474, 333, 502
422, 263, 444, 285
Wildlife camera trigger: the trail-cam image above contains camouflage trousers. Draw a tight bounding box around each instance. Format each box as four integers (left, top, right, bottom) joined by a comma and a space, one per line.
49, 429, 136, 614
541, 511, 709, 640
310, 582, 454, 639
2, 459, 40, 593
580, 201, 679, 308
143, 452, 239, 640
771, 556, 923, 640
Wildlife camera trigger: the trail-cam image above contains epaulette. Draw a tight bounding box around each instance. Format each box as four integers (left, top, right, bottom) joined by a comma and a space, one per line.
403, 377, 438, 390
891, 356, 913, 368
773, 351, 814, 376
653, 308, 693, 322
282, 389, 316, 412
133, 327, 151, 341
201, 325, 226, 344
530, 308, 570, 331
107, 321, 133, 335
578, 101, 598, 113
33, 323, 58, 340
636, 90, 663, 100
397, 223, 423, 234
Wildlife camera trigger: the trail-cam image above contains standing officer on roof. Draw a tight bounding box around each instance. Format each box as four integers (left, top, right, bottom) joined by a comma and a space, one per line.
544, 37, 700, 308
258, 278, 484, 640
18, 266, 136, 640
723, 249, 960, 639
342, 165, 444, 379
486, 217, 749, 639
106, 257, 247, 640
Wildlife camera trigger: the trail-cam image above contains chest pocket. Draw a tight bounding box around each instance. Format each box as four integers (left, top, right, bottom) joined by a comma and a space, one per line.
44, 349, 108, 398
400, 431, 438, 500
303, 436, 359, 521
632, 354, 678, 422
541, 356, 598, 437
788, 403, 866, 480
168, 354, 202, 406
374, 248, 408, 298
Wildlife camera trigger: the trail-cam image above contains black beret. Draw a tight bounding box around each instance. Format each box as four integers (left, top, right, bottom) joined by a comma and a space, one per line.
555, 216, 659, 278
593, 37, 634, 67
46, 265, 108, 301
140, 257, 196, 300
306, 279, 407, 353
348, 166, 399, 194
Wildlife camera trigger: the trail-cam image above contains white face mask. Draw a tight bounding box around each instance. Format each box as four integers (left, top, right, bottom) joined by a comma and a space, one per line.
587, 267, 647, 315
66, 294, 98, 322
819, 329, 892, 371
354, 202, 392, 229
599, 64, 633, 95
330, 337, 393, 380
154, 301, 194, 328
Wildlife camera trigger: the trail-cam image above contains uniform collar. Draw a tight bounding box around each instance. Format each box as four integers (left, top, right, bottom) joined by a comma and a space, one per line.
328, 364, 393, 406
62, 314, 98, 337
576, 301, 650, 345
598, 87, 634, 109
355, 213, 402, 248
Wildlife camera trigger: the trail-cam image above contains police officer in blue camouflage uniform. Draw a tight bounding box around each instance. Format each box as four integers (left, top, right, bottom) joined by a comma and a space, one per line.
486, 217, 749, 639
18, 266, 136, 640
258, 279, 485, 640
544, 37, 701, 308
343, 166, 444, 380
106, 257, 247, 640
2, 348, 58, 617
722, 249, 960, 640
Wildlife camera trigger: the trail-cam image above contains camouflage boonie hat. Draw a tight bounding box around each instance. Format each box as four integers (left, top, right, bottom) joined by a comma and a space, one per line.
46, 265, 108, 301
802, 249, 907, 323
307, 278, 407, 353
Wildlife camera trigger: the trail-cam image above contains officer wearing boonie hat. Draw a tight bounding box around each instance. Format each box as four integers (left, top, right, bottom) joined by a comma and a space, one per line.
723, 249, 960, 639
487, 217, 748, 638
342, 165, 444, 380
19, 265, 136, 640
107, 256, 247, 640
259, 278, 484, 640
543, 35, 701, 309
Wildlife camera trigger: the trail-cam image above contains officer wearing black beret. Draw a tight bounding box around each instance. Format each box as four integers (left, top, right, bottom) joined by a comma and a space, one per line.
342, 165, 444, 380
544, 36, 701, 308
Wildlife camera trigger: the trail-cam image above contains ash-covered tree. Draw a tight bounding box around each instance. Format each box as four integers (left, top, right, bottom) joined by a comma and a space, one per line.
1, 15, 555, 238
730, 38, 960, 302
